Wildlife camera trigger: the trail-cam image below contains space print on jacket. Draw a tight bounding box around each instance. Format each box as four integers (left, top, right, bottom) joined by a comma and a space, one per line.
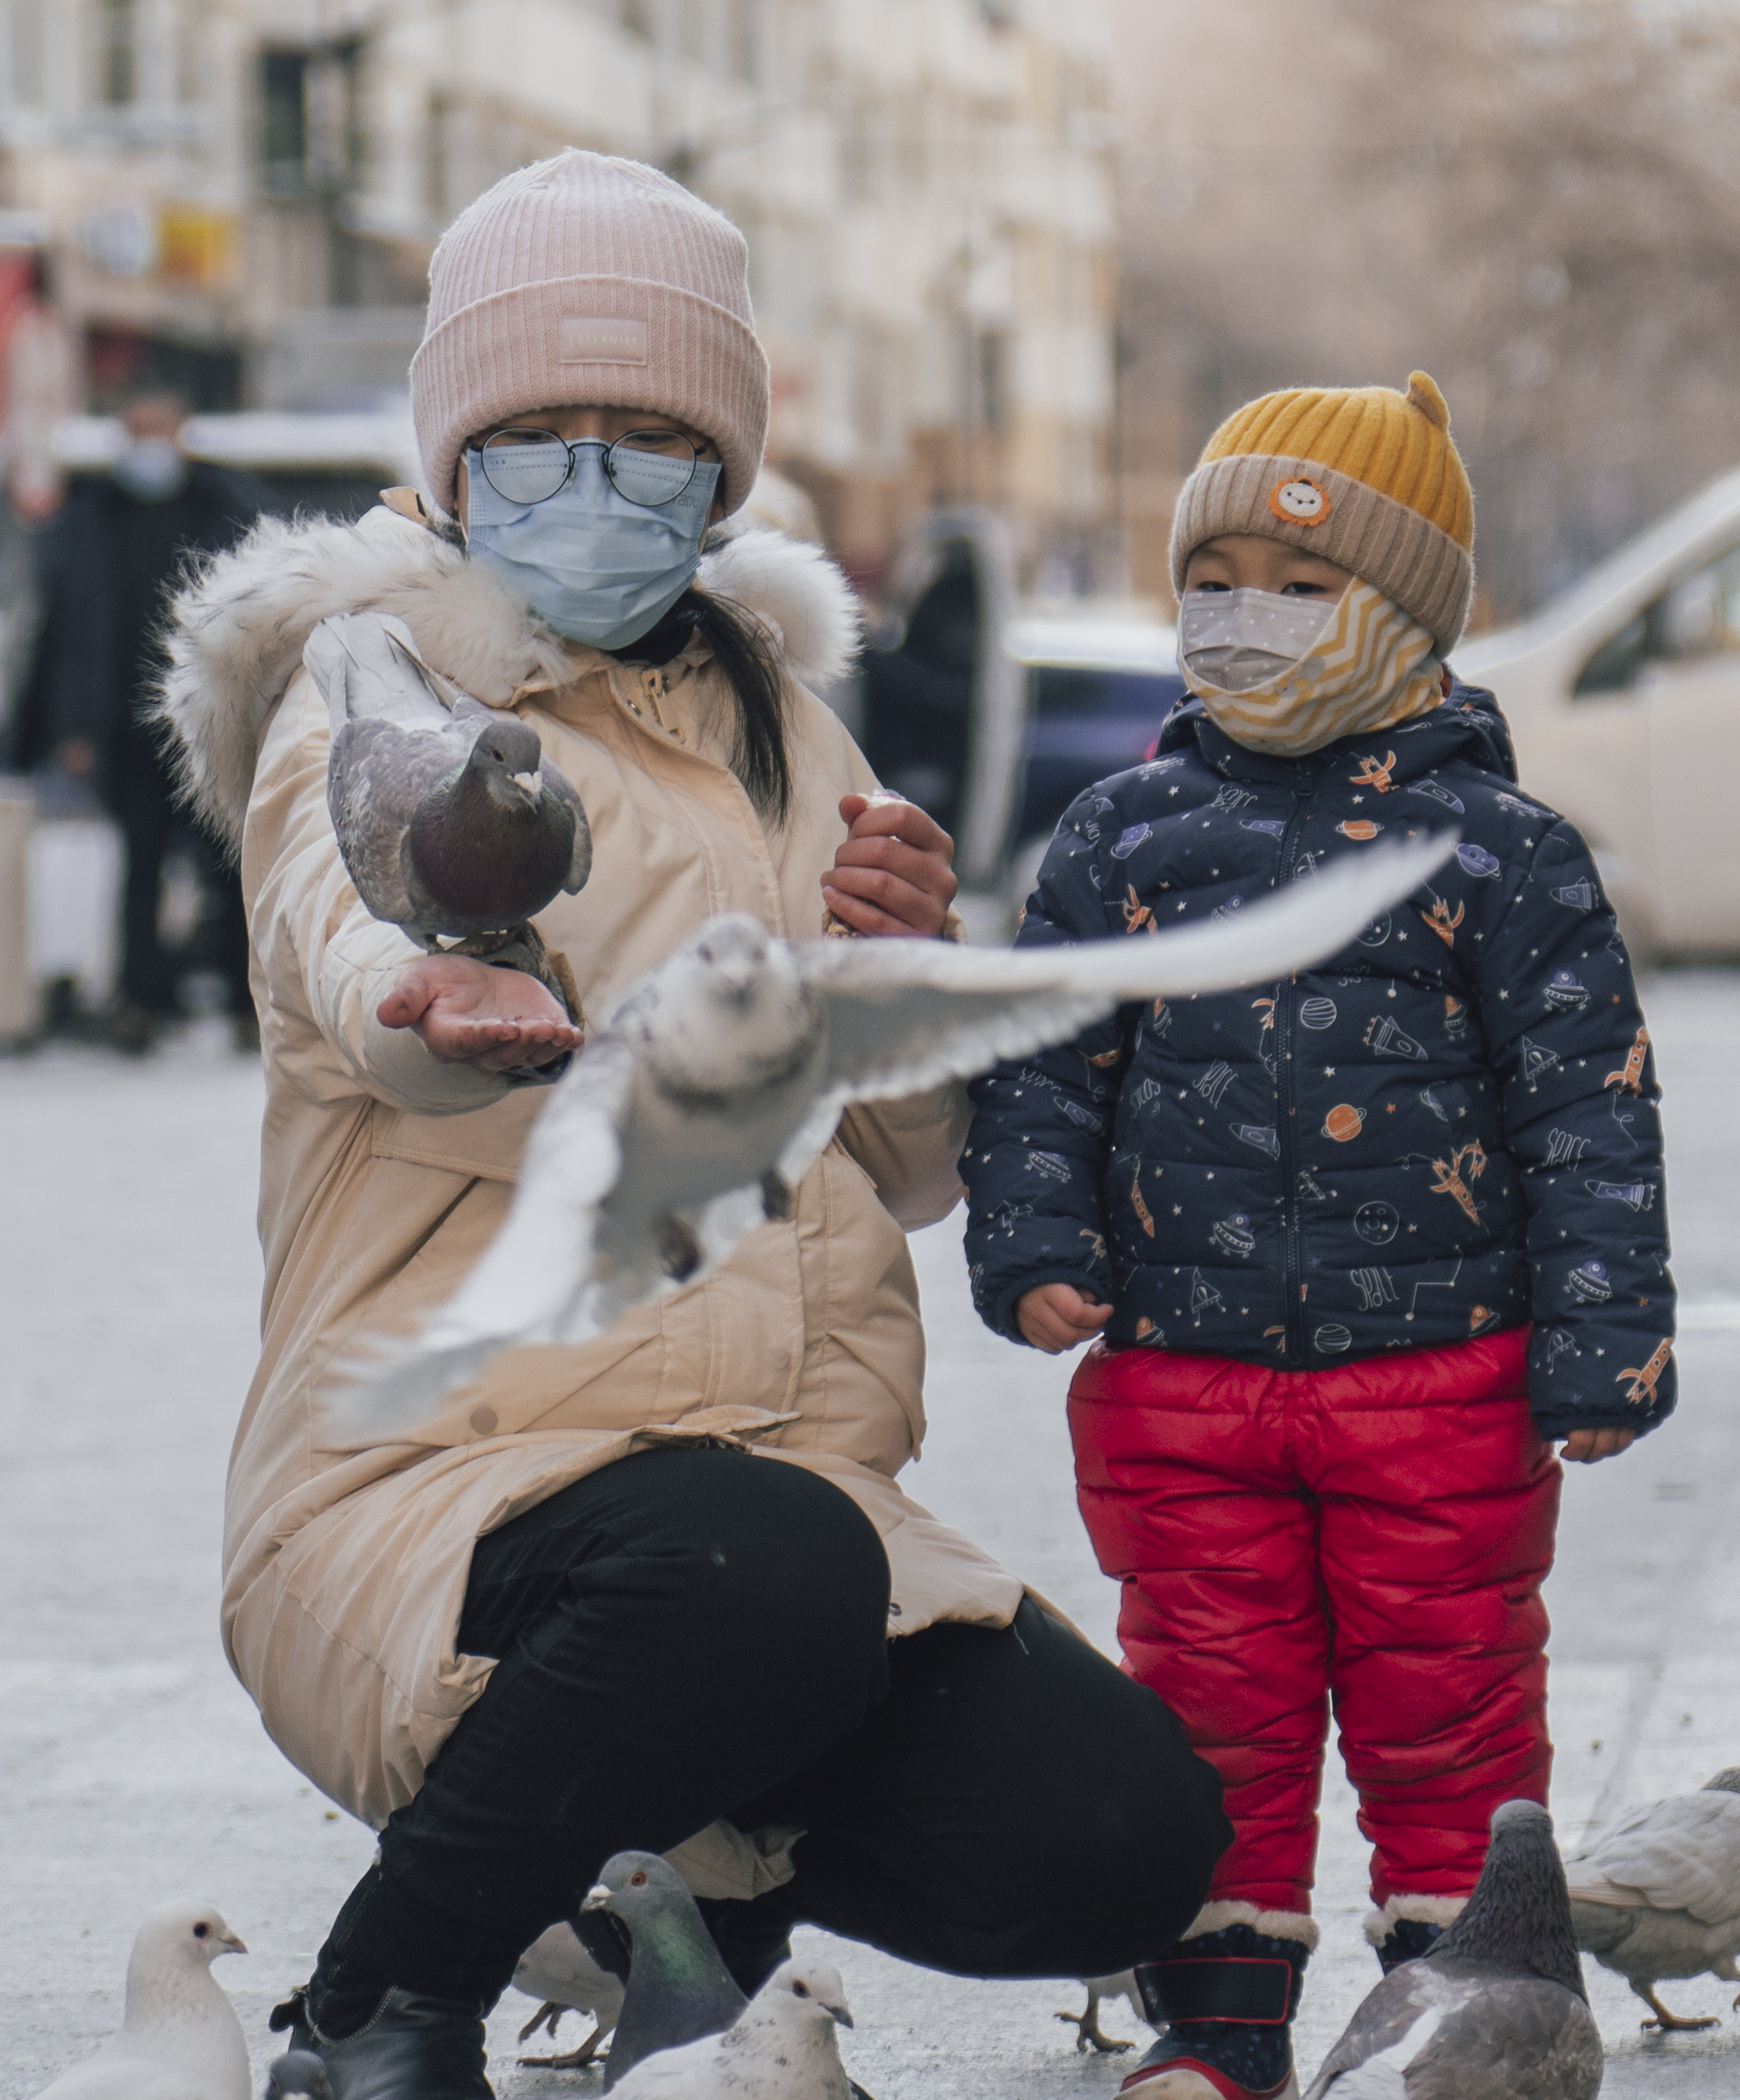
963, 681, 1676, 1439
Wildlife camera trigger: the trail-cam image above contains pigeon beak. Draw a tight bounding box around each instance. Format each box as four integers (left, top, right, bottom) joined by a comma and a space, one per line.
829, 2003, 855, 2029
222, 1934, 249, 1954
579, 1883, 611, 1911
510, 769, 543, 797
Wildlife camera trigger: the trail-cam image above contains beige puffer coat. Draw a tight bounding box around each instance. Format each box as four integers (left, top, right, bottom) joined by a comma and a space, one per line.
158, 505, 1022, 1891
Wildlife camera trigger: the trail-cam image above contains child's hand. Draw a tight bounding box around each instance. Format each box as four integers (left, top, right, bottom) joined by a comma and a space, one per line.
1016, 1283, 1113, 1354
1559, 1428, 1637, 1464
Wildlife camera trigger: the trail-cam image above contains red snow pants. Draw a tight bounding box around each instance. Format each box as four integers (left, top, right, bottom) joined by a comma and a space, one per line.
1067, 1326, 1558, 1915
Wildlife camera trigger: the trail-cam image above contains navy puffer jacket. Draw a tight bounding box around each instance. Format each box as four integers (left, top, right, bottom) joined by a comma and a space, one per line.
962, 685, 1676, 1438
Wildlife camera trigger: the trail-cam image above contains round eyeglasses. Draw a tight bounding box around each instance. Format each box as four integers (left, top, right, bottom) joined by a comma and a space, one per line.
475, 427, 707, 509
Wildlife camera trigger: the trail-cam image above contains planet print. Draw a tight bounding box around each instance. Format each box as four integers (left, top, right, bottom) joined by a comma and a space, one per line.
1315, 1324, 1354, 1352
1455, 842, 1502, 878
1357, 913, 1392, 946
1567, 1260, 1612, 1304
1322, 1103, 1367, 1142
1337, 820, 1382, 841
1300, 996, 1337, 1030
1354, 1200, 1401, 1245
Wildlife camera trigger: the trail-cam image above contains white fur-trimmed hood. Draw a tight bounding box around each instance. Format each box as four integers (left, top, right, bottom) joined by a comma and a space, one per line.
154, 507, 863, 851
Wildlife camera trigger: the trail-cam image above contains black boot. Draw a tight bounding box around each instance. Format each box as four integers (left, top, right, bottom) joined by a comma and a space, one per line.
268, 1979, 492, 2100
1120, 1921, 1310, 2098
1373, 1916, 1448, 1974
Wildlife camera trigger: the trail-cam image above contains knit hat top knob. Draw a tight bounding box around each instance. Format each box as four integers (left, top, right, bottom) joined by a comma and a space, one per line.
411, 149, 771, 519
1170, 370, 1476, 652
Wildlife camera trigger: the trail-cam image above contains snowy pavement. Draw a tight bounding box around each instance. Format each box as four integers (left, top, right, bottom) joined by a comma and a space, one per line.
4, 971, 1740, 2097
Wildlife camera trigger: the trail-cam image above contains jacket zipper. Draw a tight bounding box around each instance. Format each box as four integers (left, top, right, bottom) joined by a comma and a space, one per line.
1273, 769, 1318, 1366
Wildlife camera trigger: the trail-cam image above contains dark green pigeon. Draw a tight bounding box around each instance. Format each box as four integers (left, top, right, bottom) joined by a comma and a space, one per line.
579, 1853, 749, 2091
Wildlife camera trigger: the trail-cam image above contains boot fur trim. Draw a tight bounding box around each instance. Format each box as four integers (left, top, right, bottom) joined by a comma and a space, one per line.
1179, 1903, 1320, 1952
1362, 1893, 1467, 1947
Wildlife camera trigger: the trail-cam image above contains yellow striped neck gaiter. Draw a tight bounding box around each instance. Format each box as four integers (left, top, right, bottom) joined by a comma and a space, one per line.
1177, 579, 1444, 757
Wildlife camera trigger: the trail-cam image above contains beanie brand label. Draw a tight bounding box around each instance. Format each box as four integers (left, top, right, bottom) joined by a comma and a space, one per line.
560, 317, 650, 364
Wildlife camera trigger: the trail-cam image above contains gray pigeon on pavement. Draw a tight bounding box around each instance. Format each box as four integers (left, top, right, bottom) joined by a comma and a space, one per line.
262, 2052, 332, 2099
581, 1851, 748, 2090
31, 1901, 250, 2100
346, 830, 1452, 1431
1566, 1763, 1740, 2030
1304, 1801, 1602, 2099
608, 1958, 855, 2100
513, 1919, 627, 2068
307, 609, 591, 950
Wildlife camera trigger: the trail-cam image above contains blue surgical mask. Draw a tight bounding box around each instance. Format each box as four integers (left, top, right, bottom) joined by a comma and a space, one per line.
464, 441, 722, 651
113, 438, 189, 503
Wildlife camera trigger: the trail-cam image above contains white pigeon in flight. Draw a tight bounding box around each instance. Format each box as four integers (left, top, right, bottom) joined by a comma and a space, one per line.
347, 831, 1452, 1432
31, 1903, 250, 2100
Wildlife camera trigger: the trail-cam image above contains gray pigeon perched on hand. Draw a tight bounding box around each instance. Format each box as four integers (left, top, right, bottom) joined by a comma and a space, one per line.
608, 1958, 855, 2100
581, 1851, 748, 2089
346, 831, 1452, 1431
1566, 1763, 1740, 2030
31, 1902, 250, 2100
262, 2053, 332, 2100
1304, 1801, 1602, 2100
514, 1919, 627, 2068
308, 609, 591, 950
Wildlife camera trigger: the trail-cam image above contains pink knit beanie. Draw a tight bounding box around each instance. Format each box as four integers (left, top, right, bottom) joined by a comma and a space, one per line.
412, 150, 770, 517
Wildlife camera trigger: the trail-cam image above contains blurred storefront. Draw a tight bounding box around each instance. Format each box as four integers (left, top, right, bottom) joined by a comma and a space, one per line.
0, 0, 1114, 585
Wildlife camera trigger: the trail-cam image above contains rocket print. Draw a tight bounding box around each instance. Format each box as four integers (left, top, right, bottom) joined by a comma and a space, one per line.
1123, 885, 1155, 934
1617, 1338, 1672, 1407
1421, 893, 1466, 948
1350, 750, 1398, 793
1605, 1026, 1649, 1095
1428, 1139, 1488, 1225
1130, 1160, 1155, 1238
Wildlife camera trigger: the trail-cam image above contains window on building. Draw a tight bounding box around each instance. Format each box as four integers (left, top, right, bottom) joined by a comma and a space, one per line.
12, 0, 47, 103
98, 0, 136, 105
260, 51, 309, 191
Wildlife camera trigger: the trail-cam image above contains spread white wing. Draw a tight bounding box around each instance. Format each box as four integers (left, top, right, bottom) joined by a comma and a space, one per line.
774, 831, 1455, 1184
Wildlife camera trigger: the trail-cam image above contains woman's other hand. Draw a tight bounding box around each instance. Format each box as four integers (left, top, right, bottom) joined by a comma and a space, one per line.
1016, 1283, 1113, 1354
822, 792, 958, 938
378, 956, 583, 1074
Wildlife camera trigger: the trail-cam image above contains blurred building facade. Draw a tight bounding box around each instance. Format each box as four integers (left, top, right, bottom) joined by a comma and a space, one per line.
0, 0, 1114, 582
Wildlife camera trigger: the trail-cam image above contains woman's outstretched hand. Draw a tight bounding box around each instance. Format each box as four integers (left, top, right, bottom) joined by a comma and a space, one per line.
1016, 1283, 1113, 1354
378, 956, 583, 1074
822, 792, 958, 937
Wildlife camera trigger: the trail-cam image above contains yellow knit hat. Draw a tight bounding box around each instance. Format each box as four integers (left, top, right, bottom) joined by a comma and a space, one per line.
1169, 373, 1475, 651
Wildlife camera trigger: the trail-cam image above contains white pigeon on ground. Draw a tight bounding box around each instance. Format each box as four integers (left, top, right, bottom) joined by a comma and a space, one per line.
344, 830, 1453, 1431
1057, 1969, 1143, 2054
513, 1919, 628, 2068
1566, 1762, 1740, 2030
607, 1958, 854, 2100
1304, 1801, 1602, 2099
32, 1902, 250, 2100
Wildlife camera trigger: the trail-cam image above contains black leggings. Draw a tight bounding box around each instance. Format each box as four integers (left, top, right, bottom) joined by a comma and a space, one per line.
320, 1447, 1229, 2004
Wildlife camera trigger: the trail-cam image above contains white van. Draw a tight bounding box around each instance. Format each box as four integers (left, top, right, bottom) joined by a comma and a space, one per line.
1458, 468, 1740, 956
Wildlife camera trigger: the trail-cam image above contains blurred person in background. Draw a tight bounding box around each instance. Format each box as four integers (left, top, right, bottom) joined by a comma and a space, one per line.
28, 385, 267, 1050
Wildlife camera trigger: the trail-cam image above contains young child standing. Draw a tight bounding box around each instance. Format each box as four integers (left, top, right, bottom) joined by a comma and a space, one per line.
963, 373, 1675, 2100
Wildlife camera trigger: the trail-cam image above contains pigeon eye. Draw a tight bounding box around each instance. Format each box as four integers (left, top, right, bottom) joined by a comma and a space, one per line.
792, 1979, 809, 1997
192, 1922, 209, 1938
629, 1869, 648, 1886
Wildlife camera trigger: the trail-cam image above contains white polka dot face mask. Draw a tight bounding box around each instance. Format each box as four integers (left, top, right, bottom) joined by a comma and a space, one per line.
1177, 579, 1444, 757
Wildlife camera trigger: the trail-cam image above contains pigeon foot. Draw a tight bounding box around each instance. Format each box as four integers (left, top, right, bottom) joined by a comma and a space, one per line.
1637, 1985, 1719, 2032
517, 2016, 610, 2070
657, 1215, 703, 1281
1055, 1991, 1135, 2053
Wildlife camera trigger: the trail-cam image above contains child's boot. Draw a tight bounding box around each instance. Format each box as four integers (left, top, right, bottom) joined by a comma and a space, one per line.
1120, 1913, 1314, 2099
1366, 1896, 1464, 1975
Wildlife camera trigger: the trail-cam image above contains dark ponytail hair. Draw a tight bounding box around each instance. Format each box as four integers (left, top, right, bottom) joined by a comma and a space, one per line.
626, 585, 795, 826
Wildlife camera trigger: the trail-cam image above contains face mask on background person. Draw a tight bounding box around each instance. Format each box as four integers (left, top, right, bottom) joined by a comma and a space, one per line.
112, 438, 189, 503
465, 438, 721, 651
1176, 578, 1446, 758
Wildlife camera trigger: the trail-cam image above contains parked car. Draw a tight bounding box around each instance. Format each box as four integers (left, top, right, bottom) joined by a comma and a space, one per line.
857, 509, 1183, 915
1457, 466, 1740, 957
